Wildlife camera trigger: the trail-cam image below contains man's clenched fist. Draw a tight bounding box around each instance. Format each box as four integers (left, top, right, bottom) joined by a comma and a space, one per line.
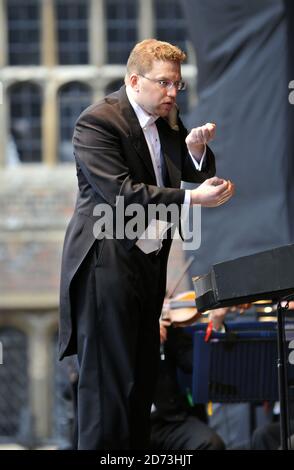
191, 176, 235, 207
186, 122, 216, 157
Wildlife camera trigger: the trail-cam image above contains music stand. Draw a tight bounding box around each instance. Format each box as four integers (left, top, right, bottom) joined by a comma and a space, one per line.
193, 244, 294, 449
276, 299, 291, 450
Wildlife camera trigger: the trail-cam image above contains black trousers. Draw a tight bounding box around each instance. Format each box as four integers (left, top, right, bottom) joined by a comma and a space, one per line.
71, 238, 169, 450
251, 421, 294, 450
150, 414, 225, 451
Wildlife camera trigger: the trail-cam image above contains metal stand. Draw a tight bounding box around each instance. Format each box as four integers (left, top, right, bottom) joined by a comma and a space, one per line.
277, 301, 290, 450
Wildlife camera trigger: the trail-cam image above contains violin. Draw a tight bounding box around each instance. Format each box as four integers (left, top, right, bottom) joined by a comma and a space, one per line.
162, 256, 203, 327
161, 290, 204, 327
161, 290, 252, 327
162, 255, 251, 327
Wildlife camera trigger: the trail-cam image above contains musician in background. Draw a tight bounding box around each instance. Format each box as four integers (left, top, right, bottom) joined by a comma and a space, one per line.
150, 312, 227, 450
251, 421, 294, 450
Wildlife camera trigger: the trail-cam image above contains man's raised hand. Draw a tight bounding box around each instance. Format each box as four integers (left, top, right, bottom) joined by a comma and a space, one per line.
186, 122, 216, 156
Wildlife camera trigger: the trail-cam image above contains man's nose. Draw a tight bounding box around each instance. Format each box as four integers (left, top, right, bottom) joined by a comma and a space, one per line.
167, 86, 178, 98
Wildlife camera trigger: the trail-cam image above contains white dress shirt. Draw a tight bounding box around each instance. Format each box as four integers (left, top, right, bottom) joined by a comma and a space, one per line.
126, 86, 206, 253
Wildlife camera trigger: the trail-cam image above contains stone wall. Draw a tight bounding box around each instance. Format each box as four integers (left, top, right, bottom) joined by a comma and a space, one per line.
0, 165, 76, 308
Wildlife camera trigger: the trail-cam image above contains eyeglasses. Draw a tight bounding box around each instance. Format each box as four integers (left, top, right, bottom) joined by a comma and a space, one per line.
139, 74, 186, 91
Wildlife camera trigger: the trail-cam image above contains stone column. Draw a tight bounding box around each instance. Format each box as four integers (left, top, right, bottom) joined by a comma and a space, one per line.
0, 0, 7, 67
138, 0, 154, 40
89, 0, 106, 67
0, 0, 7, 167
42, 81, 58, 165
28, 313, 56, 441
0, 81, 8, 168
41, 0, 57, 67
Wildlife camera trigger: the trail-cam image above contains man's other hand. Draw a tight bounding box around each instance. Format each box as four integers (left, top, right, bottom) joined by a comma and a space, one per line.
191, 176, 235, 207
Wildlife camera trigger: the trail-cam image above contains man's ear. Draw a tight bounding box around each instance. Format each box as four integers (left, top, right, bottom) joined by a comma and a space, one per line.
129, 73, 139, 91
167, 104, 179, 131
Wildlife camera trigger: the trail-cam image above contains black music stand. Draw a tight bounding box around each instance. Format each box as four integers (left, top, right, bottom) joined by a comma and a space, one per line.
193, 243, 294, 449
276, 300, 291, 450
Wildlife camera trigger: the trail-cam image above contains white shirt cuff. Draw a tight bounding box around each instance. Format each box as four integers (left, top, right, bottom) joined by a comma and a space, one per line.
180, 190, 191, 240
184, 190, 191, 207
189, 145, 207, 171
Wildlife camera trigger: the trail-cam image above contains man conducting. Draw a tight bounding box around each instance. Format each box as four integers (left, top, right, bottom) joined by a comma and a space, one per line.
59, 39, 234, 450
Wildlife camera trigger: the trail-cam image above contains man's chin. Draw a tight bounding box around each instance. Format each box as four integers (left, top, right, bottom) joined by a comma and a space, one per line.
156, 109, 170, 118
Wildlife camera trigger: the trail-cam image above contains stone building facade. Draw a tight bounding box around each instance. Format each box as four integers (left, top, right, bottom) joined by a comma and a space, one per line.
0, 0, 196, 445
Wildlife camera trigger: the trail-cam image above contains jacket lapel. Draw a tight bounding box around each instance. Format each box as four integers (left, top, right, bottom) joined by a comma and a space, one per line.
118, 86, 156, 182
